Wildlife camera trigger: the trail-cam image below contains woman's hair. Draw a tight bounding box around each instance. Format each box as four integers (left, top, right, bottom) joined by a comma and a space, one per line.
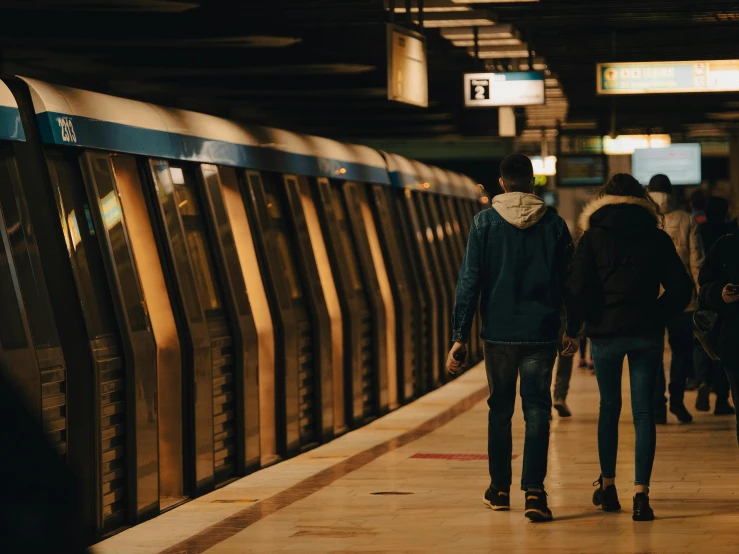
602, 173, 648, 198
600, 173, 662, 223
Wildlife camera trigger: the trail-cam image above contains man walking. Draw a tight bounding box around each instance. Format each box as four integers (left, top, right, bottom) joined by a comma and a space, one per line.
648, 174, 705, 423
447, 154, 578, 522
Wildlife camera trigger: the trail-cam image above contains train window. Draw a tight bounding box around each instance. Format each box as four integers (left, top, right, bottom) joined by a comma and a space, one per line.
0, 234, 28, 349
87, 154, 149, 333
46, 151, 118, 337
169, 165, 223, 312
185, 228, 222, 311
0, 150, 59, 348
264, 191, 303, 301
330, 185, 362, 292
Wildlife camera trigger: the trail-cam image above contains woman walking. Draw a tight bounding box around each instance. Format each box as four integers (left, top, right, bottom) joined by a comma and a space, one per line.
567, 174, 692, 521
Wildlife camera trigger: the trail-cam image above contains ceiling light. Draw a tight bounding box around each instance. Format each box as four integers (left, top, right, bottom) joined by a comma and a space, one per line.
545, 78, 559, 87
392, 0, 470, 12
417, 10, 496, 26
451, 38, 522, 46
452, 0, 538, 3
469, 45, 530, 58
517, 57, 547, 70
441, 24, 516, 39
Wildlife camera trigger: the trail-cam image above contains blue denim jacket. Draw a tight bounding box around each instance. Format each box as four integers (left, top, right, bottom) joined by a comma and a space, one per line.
452, 201, 578, 344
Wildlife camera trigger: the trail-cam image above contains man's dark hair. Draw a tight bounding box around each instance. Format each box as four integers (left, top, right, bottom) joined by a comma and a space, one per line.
648, 173, 672, 194
500, 154, 534, 193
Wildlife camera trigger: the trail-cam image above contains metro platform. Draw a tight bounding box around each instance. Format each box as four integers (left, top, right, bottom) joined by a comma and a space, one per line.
94, 358, 739, 554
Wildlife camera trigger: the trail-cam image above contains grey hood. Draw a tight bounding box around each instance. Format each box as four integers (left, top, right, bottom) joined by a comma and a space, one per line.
492, 192, 548, 229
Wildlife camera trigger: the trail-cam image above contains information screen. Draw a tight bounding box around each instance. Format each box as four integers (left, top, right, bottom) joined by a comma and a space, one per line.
632, 144, 702, 186
464, 72, 545, 107
557, 155, 607, 187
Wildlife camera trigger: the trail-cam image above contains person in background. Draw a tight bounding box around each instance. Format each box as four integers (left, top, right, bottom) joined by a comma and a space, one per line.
695, 195, 735, 414
699, 225, 739, 446
567, 174, 692, 522
578, 338, 594, 372
690, 189, 708, 225
447, 155, 579, 522
648, 174, 704, 424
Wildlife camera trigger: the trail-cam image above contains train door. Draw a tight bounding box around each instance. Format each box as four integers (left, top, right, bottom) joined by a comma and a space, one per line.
410, 190, 450, 386
199, 164, 262, 473
241, 170, 319, 455
105, 155, 186, 511
367, 183, 416, 403
147, 161, 240, 490
337, 181, 390, 415
311, 177, 368, 427
395, 188, 438, 392
290, 175, 343, 435
46, 150, 158, 533
207, 166, 278, 467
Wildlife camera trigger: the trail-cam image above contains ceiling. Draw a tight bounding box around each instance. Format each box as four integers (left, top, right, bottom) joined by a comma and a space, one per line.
2, 0, 739, 146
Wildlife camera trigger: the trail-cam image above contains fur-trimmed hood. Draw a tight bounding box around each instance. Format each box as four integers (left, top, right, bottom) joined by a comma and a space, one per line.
579, 194, 660, 233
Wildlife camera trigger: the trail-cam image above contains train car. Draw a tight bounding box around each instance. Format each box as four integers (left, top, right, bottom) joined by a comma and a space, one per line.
0, 75, 482, 544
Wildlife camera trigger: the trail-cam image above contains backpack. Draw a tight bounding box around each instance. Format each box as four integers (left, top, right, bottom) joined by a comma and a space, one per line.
693, 309, 721, 361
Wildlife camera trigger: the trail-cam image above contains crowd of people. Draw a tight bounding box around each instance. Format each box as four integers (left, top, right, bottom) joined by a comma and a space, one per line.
448, 154, 739, 523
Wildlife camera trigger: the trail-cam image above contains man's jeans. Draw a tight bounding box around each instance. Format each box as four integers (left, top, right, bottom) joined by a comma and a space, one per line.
591, 335, 662, 486
484, 342, 556, 491
655, 311, 694, 410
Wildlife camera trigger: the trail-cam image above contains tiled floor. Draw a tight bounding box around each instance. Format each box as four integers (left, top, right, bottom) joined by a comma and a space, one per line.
94, 359, 739, 554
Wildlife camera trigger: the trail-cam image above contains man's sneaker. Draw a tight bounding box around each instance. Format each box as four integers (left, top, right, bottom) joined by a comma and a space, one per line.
632, 493, 655, 521
483, 486, 510, 511
669, 403, 693, 423
714, 399, 736, 416
695, 385, 711, 412
592, 476, 621, 512
524, 490, 552, 522
553, 399, 572, 418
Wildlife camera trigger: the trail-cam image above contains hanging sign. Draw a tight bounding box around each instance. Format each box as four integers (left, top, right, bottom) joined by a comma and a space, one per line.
597, 60, 739, 94
464, 72, 545, 107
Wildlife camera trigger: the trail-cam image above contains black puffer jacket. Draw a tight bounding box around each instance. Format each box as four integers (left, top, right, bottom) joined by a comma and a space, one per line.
567, 195, 693, 339
699, 231, 739, 363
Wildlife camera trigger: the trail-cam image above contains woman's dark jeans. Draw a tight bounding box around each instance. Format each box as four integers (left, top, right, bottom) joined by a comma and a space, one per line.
591, 335, 663, 486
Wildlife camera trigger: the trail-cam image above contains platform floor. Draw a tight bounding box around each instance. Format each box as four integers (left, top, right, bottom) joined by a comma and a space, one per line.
94, 359, 739, 554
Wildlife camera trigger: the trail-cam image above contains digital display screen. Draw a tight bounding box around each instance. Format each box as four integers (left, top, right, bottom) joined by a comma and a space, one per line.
632, 144, 702, 186
557, 156, 607, 187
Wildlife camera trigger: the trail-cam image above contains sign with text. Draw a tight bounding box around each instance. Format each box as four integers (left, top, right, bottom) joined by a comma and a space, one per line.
597, 60, 739, 94
387, 24, 428, 107
464, 71, 545, 107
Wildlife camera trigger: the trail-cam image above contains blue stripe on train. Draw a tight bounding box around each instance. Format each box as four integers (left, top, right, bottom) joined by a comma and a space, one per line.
35, 111, 391, 185
0, 106, 26, 142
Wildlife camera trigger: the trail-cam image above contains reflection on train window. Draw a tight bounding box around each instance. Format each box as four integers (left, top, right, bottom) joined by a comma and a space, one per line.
46, 151, 118, 337
0, 151, 61, 348
330, 188, 362, 292
173, 178, 199, 217
185, 229, 222, 311
89, 154, 148, 333
264, 192, 303, 301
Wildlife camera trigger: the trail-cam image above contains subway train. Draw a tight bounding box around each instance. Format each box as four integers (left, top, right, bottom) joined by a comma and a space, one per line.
0, 76, 485, 543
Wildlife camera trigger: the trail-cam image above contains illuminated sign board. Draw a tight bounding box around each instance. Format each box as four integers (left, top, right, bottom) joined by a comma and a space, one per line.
597, 60, 739, 94
530, 155, 557, 176
387, 24, 428, 107
464, 71, 545, 107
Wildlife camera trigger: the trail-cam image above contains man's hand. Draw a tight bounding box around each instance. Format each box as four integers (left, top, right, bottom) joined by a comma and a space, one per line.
722, 284, 739, 304
446, 342, 466, 374
560, 335, 578, 357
